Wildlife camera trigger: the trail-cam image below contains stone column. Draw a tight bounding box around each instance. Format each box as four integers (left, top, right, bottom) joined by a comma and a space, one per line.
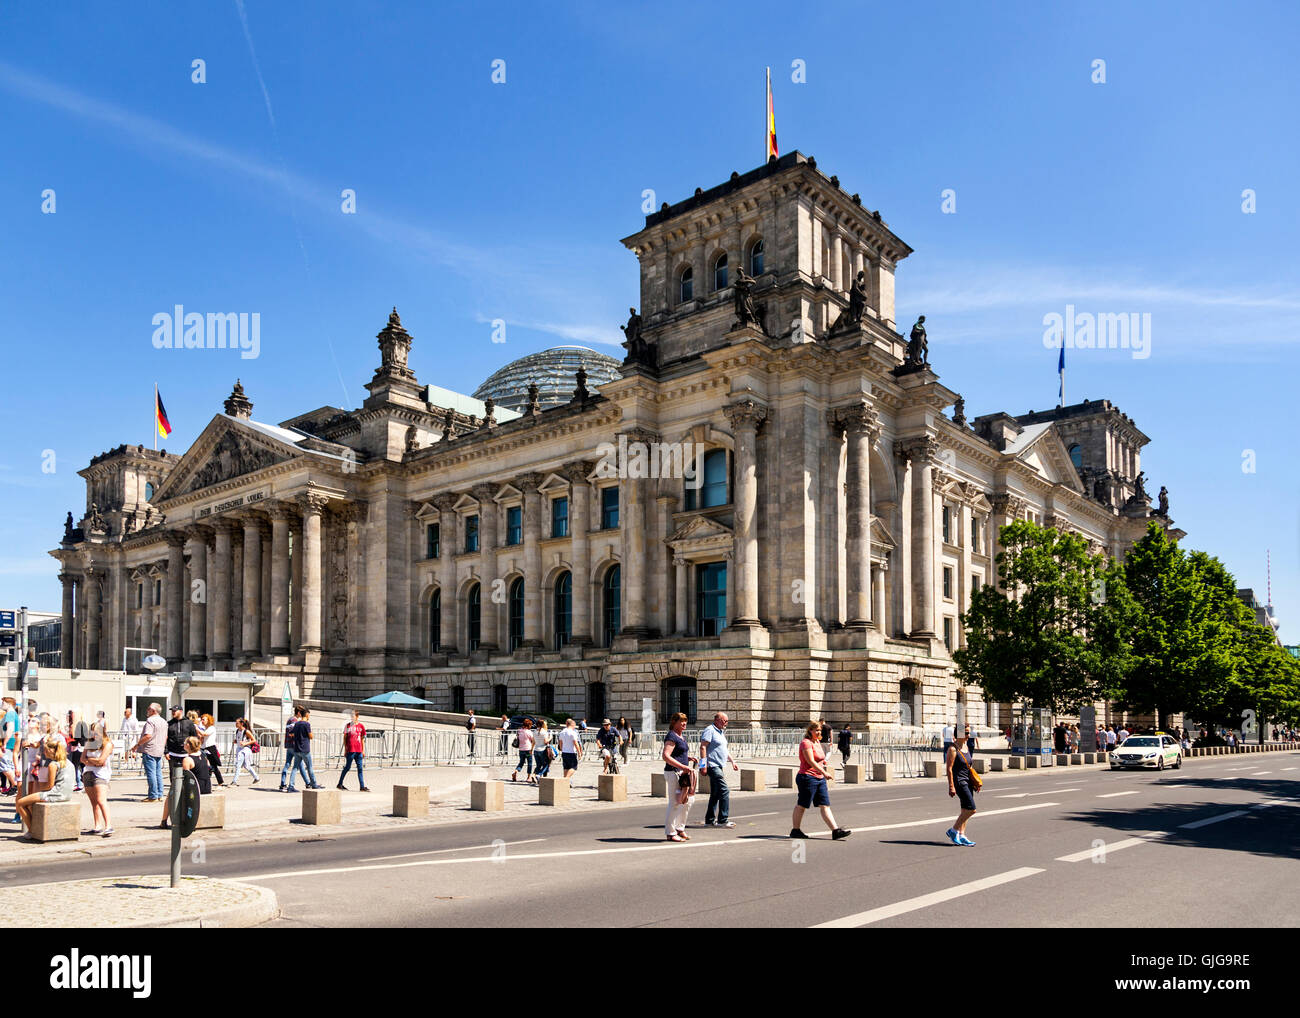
674, 556, 689, 635
240, 515, 263, 660
210, 520, 234, 667
85, 569, 101, 670
59, 572, 74, 668
872, 562, 888, 635
518, 474, 544, 647
260, 526, 272, 655
164, 533, 186, 666
840, 402, 880, 628
903, 437, 938, 638
298, 492, 327, 653
617, 433, 653, 637
268, 505, 292, 654
989, 493, 1021, 592
831, 232, 844, 290
187, 528, 209, 666
724, 401, 768, 628
564, 463, 594, 645
656, 494, 678, 636
472, 484, 499, 651
959, 503, 973, 650
289, 517, 303, 652
433, 494, 459, 653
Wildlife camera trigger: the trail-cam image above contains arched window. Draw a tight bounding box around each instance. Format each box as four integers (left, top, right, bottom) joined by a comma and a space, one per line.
145, 481, 154, 501
685, 448, 729, 510
508, 578, 524, 651
1068, 444, 1083, 471
664, 676, 697, 723
492, 683, 508, 714
467, 583, 481, 651
588, 681, 607, 721
678, 266, 694, 304
429, 589, 442, 652
553, 572, 572, 650
538, 683, 555, 715
712, 252, 728, 292
898, 681, 917, 727
602, 564, 621, 647
451, 685, 465, 714
748, 238, 764, 276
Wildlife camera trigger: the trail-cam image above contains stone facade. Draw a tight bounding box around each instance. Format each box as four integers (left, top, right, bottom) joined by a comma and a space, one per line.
49, 151, 1183, 730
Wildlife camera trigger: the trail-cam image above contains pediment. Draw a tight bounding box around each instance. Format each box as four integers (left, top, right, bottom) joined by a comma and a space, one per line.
155, 417, 299, 500
538, 472, 569, 494
1012, 426, 1084, 493
494, 483, 522, 503
667, 514, 733, 544
870, 515, 895, 551
413, 501, 438, 521
453, 493, 480, 512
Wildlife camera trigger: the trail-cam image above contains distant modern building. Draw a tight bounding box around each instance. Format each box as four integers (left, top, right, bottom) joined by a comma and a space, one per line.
1237, 588, 1281, 643
0, 611, 59, 667
473, 346, 622, 414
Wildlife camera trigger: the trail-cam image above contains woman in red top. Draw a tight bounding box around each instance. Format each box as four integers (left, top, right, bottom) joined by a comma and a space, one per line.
791, 721, 851, 840
337, 710, 370, 791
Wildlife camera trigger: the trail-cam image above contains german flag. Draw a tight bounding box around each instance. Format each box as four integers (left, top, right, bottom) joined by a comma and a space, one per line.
156, 386, 172, 439
766, 67, 778, 161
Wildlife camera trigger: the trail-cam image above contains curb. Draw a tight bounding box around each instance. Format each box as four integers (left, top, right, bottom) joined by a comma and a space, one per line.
148, 879, 280, 928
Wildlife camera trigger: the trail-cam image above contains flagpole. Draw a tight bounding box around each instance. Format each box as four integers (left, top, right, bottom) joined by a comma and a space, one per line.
154, 383, 158, 451
765, 66, 770, 162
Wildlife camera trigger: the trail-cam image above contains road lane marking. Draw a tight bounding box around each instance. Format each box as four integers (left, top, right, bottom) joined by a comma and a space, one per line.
856, 796, 922, 805
1251, 771, 1272, 776
1251, 799, 1291, 809
811, 867, 1045, 928
1056, 832, 1171, 861
1179, 810, 1249, 829
999, 788, 1077, 798
1096, 791, 1140, 799
728, 812, 777, 820
847, 802, 1058, 832
1281, 767, 1297, 772
359, 837, 546, 863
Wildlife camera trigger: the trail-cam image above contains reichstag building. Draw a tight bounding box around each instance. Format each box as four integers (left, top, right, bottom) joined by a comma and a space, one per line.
51, 152, 1181, 728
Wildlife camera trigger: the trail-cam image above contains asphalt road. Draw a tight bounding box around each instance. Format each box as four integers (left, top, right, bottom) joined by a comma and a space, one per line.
3, 753, 1296, 927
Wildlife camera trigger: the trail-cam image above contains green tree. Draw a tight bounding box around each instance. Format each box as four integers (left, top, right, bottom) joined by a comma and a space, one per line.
954, 520, 1133, 713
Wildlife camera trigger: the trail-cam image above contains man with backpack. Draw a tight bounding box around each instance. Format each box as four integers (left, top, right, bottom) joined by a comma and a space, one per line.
465, 709, 476, 759
279, 706, 301, 791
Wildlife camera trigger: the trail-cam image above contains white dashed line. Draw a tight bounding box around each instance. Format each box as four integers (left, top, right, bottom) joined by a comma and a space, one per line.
1097, 791, 1140, 799
1056, 832, 1170, 862
856, 796, 922, 805
812, 867, 1044, 928
1179, 810, 1249, 829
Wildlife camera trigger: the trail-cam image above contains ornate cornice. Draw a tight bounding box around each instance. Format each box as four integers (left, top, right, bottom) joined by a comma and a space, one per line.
832, 400, 881, 438
897, 435, 939, 465
723, 399, 768, 432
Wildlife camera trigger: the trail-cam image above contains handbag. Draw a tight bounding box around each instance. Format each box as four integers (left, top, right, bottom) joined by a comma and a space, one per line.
962, 748, 983, 790
512, 736, 519, 748
249, 740, 261, 754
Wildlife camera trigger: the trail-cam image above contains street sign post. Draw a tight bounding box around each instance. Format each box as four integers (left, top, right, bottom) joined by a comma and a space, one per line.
0, 611, 15, 630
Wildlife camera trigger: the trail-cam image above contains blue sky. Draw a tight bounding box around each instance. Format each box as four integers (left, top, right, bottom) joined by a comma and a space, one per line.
1, 0, 1296, 640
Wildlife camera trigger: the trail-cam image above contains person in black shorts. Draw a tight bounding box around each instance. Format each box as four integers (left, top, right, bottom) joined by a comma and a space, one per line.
945, 730, 979, 846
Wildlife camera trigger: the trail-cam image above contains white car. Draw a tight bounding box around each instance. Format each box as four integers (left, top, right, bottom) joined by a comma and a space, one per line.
1110, 733, 1182, 770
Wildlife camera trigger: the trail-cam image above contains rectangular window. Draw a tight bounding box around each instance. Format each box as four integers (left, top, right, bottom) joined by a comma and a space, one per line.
551, 497, 569, 538
696, 561, 728, 637
506, 506, 522, 546
464, 514, 479, 553
942, 505, 951, 544
217, 699, 245, 723
943, 567, 953, 600
943, 617, 953, 651
971, 516, 980, 553
136, 584, 143, 609
600, 486, 619, 529
426, 522, 440, 559
972, 574, 982, 594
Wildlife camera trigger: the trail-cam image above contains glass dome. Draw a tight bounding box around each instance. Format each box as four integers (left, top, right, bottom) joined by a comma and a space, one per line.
473, 346, 623, 413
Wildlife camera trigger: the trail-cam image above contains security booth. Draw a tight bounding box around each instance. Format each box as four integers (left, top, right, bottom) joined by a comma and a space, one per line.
1011, 707, 1054, 755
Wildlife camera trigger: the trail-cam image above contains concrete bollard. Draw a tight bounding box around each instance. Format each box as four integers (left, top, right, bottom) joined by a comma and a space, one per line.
1008, 756, 1024, 769
650, 772, 667, 797
598, 773, 627, 802
392, 784, 429, 819
697, 772, 711, 795
1026, 755, 1043, 768
778, 767, 795, 788
195, 790, 227, 829
843, 763, 867, 783
872, 762, 893, 782
1055, 754, 1071, 767
923, 759, 944, 778
470, 779, 504, 812
740, 768, 765, 792
990, 757, 1006, 772
1083, 753, 1097, 764
539, 776, 570, 805
971, 757, 988, 774
30, 802, 80, 842
302, 788, 341, 825
1070, 754, 1083, 765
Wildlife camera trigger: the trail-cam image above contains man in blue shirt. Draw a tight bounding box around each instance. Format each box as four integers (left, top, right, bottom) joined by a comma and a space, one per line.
700, 712, 739, 828
279, 707, 301, 791
292, 709, 324, 790
0, 697, 19, 794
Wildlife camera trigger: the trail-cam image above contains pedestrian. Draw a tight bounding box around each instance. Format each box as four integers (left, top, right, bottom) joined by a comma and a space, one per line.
945, 728, 981, 846
1105, 725, 1117, 752
465, 709, 476, 759
279, 706, 302, 791
597, 719, 620, 774
120, 706, 142, 765
964, 722, 979, 754
338, 709, 370, 790
533, 719, 552, 778
558, 718, 583, 778
791, 721, 850, 841
228, 718, 260, 786
512, 718, 536, 784
700, 711, 738, 828
498, 714, 510, 754
0, 697, 19, 795
16, 735, 72, 835
941, 719, 955, 758
820, 718, 833, 757
81, 719, 113, 837
66, 710, 89, 792
662, 711, 696, 842
164, 704, 198, 812
161, 735, 211, 829
615, 716, 632, 766
838, 722, 853, 766
1117, 723, 1130, 745
292, 708, 324, 789
196, 713, 224, 786
132, 703, 168, 802
579, 717, 589, 732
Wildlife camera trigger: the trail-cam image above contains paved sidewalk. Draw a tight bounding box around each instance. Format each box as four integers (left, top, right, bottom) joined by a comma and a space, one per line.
0, 874, 277, 927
